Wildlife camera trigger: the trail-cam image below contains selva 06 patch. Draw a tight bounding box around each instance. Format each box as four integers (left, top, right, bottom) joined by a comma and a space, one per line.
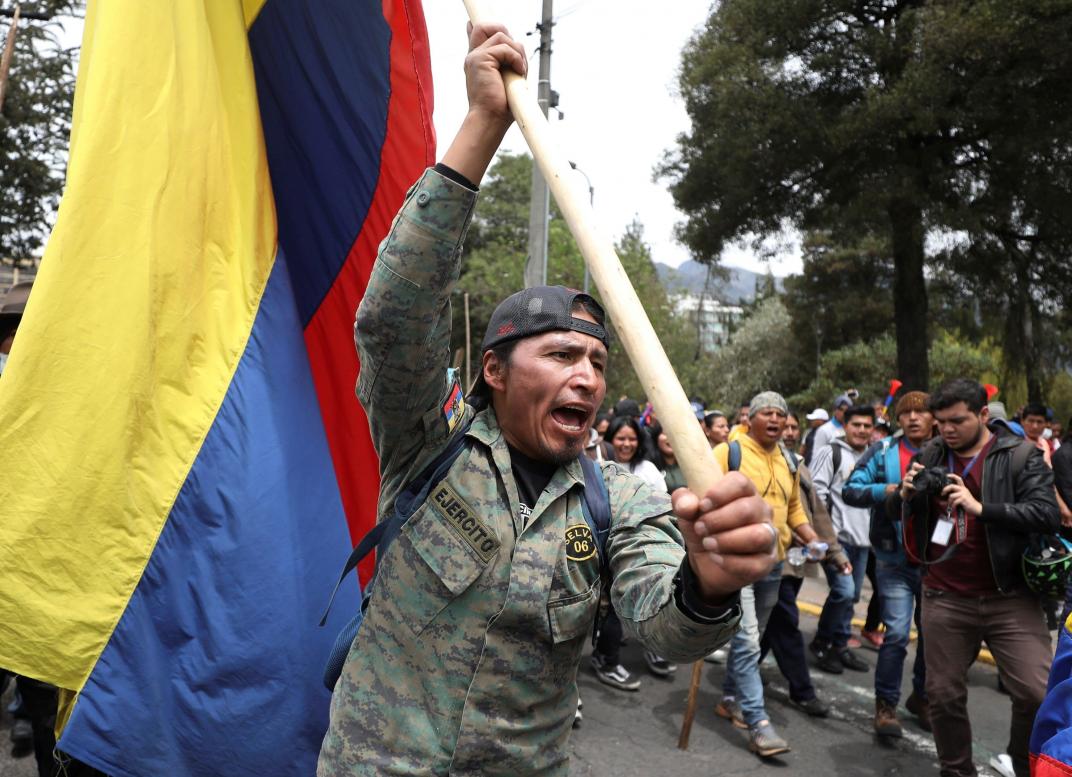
565, 524, 596, 562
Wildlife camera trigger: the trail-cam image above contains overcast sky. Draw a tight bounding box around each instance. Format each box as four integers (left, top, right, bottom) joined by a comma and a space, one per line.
423, 1, 802, 274
54, 2, 801, 274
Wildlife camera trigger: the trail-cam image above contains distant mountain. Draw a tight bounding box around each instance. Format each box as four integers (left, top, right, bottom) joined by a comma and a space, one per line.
655, 260, 785, 304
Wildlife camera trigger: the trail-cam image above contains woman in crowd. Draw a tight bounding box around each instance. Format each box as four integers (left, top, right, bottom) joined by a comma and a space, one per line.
704, 411, 731, 447
605, 416, 666, 491
590, 416, 674, 686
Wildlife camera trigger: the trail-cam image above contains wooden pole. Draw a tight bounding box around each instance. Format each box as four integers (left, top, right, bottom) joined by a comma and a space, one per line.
678, 659, 705, 749
0, 3, 21, 114
464, 292, 472, 390
460, 0, 725, 749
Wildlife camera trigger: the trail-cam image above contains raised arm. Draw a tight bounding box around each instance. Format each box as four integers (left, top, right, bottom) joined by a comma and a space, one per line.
354, 24, 526, 506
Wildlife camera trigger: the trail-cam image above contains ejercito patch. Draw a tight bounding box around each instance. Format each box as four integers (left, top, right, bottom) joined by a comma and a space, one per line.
565, 524, 596, 562
430, 482, 499, 563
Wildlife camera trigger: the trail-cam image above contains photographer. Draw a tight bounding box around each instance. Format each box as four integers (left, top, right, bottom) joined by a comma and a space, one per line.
891, 379, 1059, 777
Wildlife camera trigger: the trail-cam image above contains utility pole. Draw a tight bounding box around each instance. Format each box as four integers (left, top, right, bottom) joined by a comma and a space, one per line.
523, 0, 553, 289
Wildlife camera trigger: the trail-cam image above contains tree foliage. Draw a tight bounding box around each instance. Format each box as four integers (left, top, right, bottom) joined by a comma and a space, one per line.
660, 0, 1072, 392
787, 332, 997, 412
782, 232, 894, 379
0, 3, 80, 262
695, 296, 809, 412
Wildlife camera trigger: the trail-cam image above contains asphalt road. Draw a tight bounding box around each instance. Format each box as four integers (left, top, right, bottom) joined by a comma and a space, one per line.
568, 579, 1020, 777
0, 579, 1032, 776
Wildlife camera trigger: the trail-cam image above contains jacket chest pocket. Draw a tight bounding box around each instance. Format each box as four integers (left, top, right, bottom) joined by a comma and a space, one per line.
384, 495, 499, 636
547, 580, 601, 645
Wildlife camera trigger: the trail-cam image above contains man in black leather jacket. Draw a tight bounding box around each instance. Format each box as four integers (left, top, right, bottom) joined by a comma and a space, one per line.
887, 378, 1058, 777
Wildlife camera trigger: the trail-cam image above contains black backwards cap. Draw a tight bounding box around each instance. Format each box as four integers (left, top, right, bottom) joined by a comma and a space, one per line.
469, 286, 610, 401
481, 286, 609, 353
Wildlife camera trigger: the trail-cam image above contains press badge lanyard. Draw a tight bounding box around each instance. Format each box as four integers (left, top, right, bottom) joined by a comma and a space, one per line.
932, 450, 981, 546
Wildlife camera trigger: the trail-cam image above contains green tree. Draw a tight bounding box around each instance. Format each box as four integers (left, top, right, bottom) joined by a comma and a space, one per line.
787, 332, 997, 411
659, 0, 1072, 392
782, 232, 894, 379
695, 296, 809, 411
0, 3, 80, 262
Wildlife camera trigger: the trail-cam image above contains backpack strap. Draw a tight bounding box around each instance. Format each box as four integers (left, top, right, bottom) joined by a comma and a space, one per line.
578, 455, 611, 564
1010, 439, 1033, 483
319, 417, 475, 627
778, 442, 798, 477
728, 440, 742, 472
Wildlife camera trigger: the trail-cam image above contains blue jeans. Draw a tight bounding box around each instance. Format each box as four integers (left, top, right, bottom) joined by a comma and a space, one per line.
874, 559, 926, 705
816, 542, 870, 648
723, 563, 783, 726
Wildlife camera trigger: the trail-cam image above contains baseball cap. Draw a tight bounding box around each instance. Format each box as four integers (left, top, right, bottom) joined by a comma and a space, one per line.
805, 408, 829, 422
481, 286, 608, 353
470, 286, 610, 400
833, 393, 852, 409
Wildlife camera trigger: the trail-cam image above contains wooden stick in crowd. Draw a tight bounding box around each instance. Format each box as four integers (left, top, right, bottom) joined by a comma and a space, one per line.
460, 0, 728, 749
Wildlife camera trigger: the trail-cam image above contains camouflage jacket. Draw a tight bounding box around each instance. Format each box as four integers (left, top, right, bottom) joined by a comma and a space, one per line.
318, 168, 740, 777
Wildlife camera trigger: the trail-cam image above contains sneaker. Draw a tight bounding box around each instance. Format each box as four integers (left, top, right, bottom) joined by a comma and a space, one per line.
838, 647, 869, 672
809, 640, 844, 674
861, 629, 885, 649
989, 754, 1015, 777
590, 654, 641, 691
905, 691, 932, 732
573, 697, 583, 729
748, 721, 790, 758
793, 696, 830, 718
874, 699, 903, 737
644, 651, 677, 678
716, 697, 748, 729
704, 647, 728, 664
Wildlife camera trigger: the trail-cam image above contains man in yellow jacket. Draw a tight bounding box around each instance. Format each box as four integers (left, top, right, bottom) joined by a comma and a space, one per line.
713, 391, 823, 758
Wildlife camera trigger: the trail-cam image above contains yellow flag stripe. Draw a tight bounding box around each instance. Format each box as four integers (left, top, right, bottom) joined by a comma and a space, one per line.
0, 0, 275, 690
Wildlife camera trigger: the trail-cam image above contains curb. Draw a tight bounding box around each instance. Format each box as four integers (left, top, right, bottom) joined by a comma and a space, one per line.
795, 600, 997, 667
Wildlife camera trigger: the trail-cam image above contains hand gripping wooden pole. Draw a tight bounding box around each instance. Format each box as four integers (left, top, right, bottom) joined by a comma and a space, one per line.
460, 0, 725, 750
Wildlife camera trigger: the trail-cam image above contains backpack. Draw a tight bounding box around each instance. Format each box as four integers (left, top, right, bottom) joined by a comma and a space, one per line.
727, 439, 799, 478
318, 417, 612, 691
865, 439, 901, 556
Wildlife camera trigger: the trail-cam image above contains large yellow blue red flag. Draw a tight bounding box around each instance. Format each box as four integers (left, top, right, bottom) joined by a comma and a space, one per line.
0, 0, 434, 774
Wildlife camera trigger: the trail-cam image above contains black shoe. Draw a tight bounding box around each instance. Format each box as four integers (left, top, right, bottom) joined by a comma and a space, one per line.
590, 654, 641, 691
643, 650, 677, 678
793, 696, 830, 718
905, 691, 932, 732
838, 648, 869, 672
809, 640, 844, 674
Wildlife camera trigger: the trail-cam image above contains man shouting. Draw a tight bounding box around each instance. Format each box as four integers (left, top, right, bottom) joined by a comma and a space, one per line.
317, 23, 778, 777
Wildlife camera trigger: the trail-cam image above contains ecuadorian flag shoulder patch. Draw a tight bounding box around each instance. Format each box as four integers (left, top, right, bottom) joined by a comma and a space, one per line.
443, 380, 465, 433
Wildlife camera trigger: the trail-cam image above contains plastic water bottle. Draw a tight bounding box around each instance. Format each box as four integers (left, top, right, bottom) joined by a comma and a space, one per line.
805, 541, 829, 561
787, 547, 806, 567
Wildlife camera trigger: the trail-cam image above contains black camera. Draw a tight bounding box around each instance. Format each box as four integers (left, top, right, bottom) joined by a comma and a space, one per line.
912, 465, 952, 499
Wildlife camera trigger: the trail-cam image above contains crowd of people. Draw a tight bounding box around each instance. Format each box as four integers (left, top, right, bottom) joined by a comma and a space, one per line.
579, 382, 1070, 776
